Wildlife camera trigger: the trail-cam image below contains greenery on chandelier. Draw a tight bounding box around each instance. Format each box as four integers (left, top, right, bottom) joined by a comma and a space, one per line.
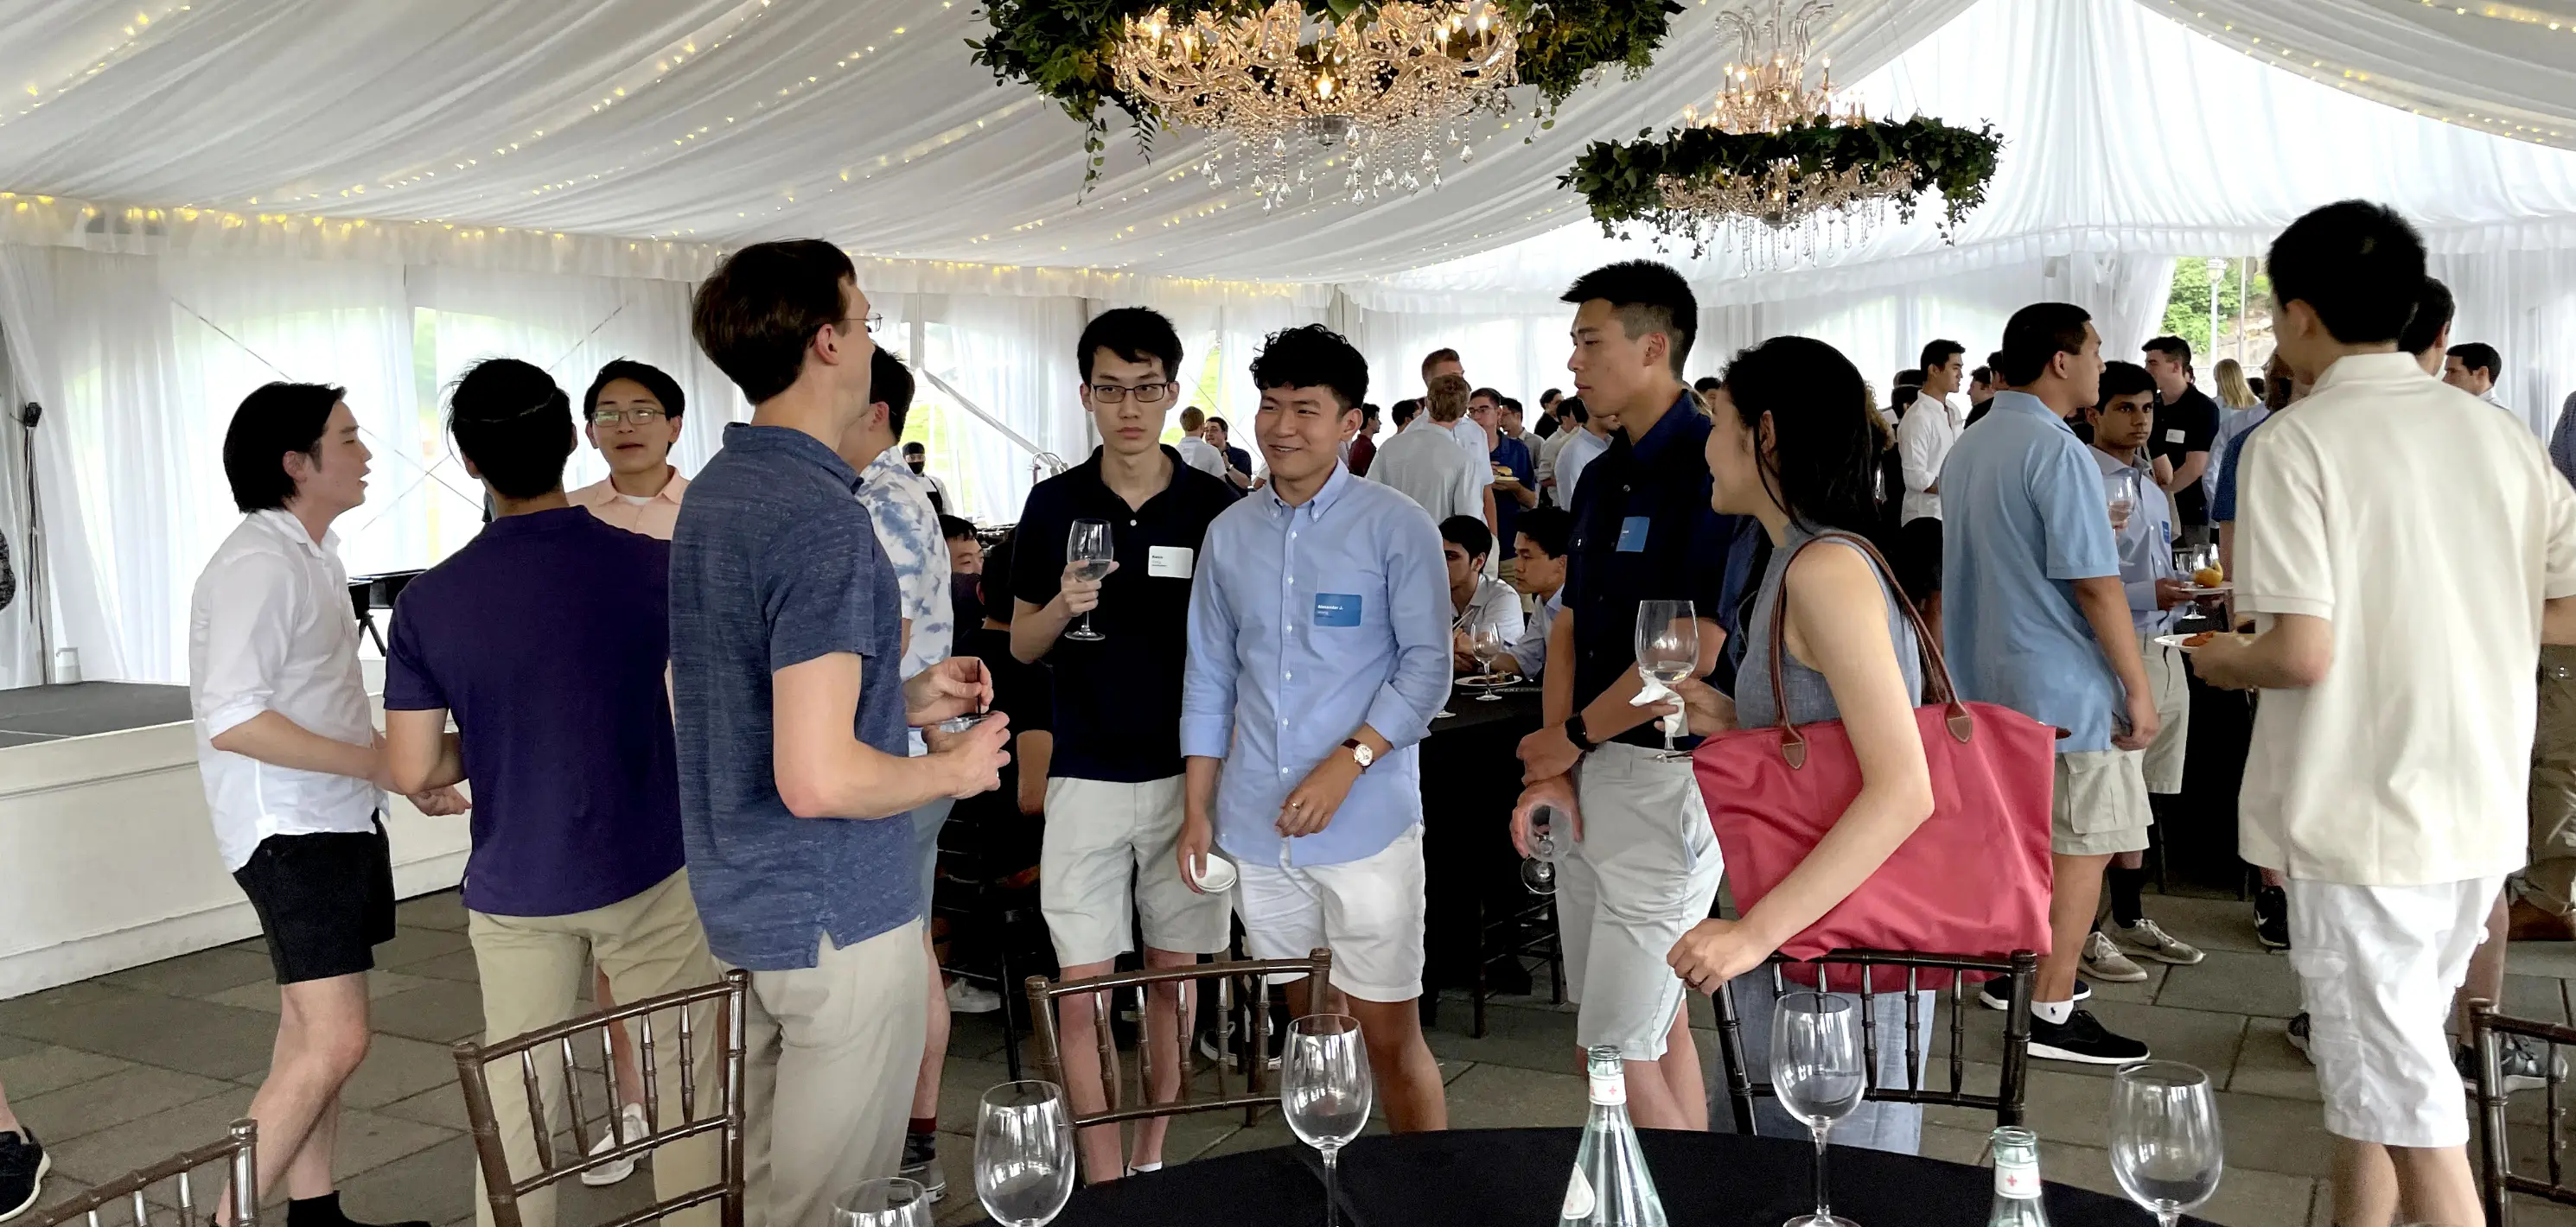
1562, 115, 2004, 238
968, 0, 1685, 177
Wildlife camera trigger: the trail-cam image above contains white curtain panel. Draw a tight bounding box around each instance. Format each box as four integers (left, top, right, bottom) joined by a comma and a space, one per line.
2433, 250, 2576, 440
912, 293, 1087, 524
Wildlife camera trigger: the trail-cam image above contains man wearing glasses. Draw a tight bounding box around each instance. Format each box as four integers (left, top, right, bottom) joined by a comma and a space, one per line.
567, 359, 690, 538
1011, 307, 1240, 1181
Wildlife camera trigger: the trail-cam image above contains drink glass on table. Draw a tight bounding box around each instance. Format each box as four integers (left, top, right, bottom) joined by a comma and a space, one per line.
1773, 991, 1866, 1227
1472, 625, 1508, 702
1633, 601, 1699, 755
2109, 1062, 2222, 1227
1063, 518, 1114, 643
831, 1178, 931, 1227
1283, 1014, 1372, 1227
975, 1081, 1076, 1227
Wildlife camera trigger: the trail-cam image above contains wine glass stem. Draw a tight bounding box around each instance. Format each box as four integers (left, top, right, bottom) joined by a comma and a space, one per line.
1321, 1148, 1340, 1227
1080, 610, 1097, 639
1811, 1122, 1832, 1221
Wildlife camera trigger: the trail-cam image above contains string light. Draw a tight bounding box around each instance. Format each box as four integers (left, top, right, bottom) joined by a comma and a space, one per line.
2162, 0, 2572, 147
3, 3, 194, 128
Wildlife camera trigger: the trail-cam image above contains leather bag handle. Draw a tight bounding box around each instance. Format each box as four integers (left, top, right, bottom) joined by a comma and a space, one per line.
1762, 528, 1974, 767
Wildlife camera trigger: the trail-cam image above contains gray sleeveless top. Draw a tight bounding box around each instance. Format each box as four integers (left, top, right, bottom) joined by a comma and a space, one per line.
1735, 521, 1923, 729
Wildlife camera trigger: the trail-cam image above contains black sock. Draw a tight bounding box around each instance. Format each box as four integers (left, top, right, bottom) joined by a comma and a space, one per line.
2107, 866, 2149, 928
289, 1192, 428, 1227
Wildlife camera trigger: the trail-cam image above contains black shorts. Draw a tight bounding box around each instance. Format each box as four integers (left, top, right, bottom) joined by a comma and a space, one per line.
1896, 517, 1945, 607
232, 820, 398, 984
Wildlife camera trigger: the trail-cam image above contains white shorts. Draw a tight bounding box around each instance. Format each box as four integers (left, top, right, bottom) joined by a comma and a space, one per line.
2287, 875, 2505, 1148
2136, 632, 2191, 794
1233, 825, 1427, 1004
1560, 743, 1725, 1061
1039, 775, 1232, 968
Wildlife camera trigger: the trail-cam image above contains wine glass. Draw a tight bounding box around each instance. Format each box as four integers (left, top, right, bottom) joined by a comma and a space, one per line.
1282, 1014, 1372, 1227
975, 1081, 1076, 1227
1634, 600, 1699, 754
831, 1178, 931, 1227
1470, 626, 1508, 702
2110, 1061, 2224, 1227
2105, 471, 2140, 533
1521, 803, 1559, 894
1063, 518, 1114, 643
1772, 991, 1865, 1227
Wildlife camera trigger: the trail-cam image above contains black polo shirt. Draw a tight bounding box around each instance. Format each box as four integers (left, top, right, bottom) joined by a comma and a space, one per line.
2151, 385, 2220, 526
1562, 392, 1744, 751
1011, 445, 1239, 781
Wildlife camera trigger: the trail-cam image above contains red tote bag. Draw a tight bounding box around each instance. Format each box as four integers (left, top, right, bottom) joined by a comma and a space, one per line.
1691, 531, 2056, 992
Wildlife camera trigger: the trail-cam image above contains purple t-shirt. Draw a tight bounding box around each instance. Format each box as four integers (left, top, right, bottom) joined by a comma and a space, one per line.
384, 506, 686, 918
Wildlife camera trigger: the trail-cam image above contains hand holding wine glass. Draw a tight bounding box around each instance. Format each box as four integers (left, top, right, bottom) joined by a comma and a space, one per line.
1634, 600, 1699, 754
975, 1081, 1076, 1227
1062, 518, 1115, 643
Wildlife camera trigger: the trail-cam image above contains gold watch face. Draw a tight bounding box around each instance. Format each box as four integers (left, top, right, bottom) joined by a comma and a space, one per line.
1352, 743, 1375, 768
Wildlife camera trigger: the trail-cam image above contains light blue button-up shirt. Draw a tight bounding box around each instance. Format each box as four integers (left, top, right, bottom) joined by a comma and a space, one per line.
2090, 443, 2179, 636
1181, 461, 1451, 868
1937, 390, 2124, 753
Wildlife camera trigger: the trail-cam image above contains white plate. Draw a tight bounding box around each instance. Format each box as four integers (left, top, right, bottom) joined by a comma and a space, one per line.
2180, 583, 2232, 596
2152, 633, 2206, 653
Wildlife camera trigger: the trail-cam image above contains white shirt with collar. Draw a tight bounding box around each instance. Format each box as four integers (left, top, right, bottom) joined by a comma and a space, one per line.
1450, 418, 1497, 487
1453, 574, 1526, 643
1367, 416, 1484, 524
1174, 434, 1227, 477
1895, 391, 1962, 523
188, 509, 382, 873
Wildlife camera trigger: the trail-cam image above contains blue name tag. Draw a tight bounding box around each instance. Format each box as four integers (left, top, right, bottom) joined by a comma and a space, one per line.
1312, 593, 1363, 626
1616, 516, 1651, 553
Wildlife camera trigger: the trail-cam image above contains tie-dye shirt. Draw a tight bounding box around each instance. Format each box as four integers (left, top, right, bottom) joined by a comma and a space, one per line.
858, 448, 953, 683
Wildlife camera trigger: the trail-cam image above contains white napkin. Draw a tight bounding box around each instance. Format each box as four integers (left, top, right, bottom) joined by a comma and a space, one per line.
1631, 674, 1687, 741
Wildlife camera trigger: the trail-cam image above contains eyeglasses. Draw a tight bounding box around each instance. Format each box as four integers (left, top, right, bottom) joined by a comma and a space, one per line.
840, 313, 885, 334
589, 407, 669, 426
1087, 382, 1176, 404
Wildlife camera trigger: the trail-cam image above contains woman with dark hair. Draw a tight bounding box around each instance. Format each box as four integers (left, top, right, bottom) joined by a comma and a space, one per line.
1661, 335, 1942, 1154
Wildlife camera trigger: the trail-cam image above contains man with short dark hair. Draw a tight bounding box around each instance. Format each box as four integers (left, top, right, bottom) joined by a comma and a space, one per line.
1942, 302, 2158, 1065
2401, 276, 2455, 375
568, 359, 690, 538
2142, 336, 2221, 547
1440, 515, 1522, 666
1897, 340, 1967, 626
1180, 323, 1451, 1133
1348, 403, 1381, 477
1470, 387, 1537, 586
1513, 260, 1737, 1130
1499, 505, 1572, 677
383, 359, 721, 1227
1966, 351, 2007, 428
901, 440, 956, 515
676, 239, 1006, 1227
191, 382, 459, 1227
1205, 415, 1256, 489
1549, 395, 1611, 512
2195, 199, 2576, 1227
2445, 340, 2507, 414
1012, 305, 1240, 1180
1391, 398, 1421, 430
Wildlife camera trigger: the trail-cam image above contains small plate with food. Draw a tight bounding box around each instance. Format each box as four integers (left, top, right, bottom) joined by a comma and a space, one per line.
2153, 631, 2225, 653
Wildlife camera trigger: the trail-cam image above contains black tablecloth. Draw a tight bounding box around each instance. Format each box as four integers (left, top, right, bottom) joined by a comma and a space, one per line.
1055, 1128, 2208, 1226
1418, 687, 1546, 998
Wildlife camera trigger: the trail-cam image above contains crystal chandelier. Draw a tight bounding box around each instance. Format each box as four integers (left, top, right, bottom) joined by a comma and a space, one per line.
1109, 0, 1518, 208
1660, 0, 1918, 268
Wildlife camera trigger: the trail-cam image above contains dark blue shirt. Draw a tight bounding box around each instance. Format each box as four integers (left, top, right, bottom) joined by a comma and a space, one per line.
2211, 414, 2273, 524
1491, 434, 1536, 556
671, 424, 912, 971
1562, 393, 1744, 750
383, 508, 685, 919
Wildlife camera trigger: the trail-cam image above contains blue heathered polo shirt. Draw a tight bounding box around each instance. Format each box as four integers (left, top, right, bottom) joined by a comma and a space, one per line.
670, 423, 913, 970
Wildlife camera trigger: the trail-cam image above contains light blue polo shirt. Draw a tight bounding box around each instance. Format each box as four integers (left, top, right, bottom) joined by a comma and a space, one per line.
1937, 390, 2124, 752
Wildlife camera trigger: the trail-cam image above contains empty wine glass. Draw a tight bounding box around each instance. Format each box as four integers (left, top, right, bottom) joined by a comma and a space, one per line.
1282, 1014, 1372, 1227
2110, 1061, 2223, 1227
1773, 991, 1865, 1227
832, 1178, 931, 1227
1063, 518, 1114, 643
975, 1081, 1075, 1227
1471, 626, 1508, 702
2105, 471, 2140, 533
1521, 804, 1560, 894
1634, 600, 1699, 755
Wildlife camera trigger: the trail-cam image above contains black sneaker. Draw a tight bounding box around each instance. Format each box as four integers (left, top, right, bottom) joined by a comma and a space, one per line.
0, 1128, 48, 1224
2286, 1012, 2311, 1062
2028, 1009, 2152, 1065
2254, 886, 2291, 951
2458, 1037, 2567, 1094
1980, 977, 2091, 1010
898, 1131, 946, 1202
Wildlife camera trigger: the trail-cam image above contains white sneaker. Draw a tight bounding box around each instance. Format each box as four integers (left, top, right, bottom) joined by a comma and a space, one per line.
946, 979, 1003, 1014
2080, 931, 2149, 983
2108, 918, 2205, 966
580, 1103, 650, 1188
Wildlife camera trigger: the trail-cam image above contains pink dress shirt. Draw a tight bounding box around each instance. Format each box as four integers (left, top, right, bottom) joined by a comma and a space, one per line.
568, 469, 689, 540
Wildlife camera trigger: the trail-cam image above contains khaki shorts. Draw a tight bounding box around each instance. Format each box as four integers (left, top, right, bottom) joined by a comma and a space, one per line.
2053, 749, 2152, 856
2137, 632, 2191, 795
2525, 645, 2576, 915
1234, 824, 1427, 1003
1040, 775, 1233, 967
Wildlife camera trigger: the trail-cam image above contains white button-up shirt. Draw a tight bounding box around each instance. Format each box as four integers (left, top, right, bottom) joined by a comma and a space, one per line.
1895, 391, 1962, 524
188, 510, 381, 872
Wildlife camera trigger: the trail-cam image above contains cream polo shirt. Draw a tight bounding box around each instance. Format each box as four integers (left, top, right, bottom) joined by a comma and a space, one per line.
2235, 352, 2576, 886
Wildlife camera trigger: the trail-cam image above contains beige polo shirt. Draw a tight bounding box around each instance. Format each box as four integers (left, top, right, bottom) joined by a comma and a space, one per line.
2235, 352, 2576, 886
569, 468, 688, 540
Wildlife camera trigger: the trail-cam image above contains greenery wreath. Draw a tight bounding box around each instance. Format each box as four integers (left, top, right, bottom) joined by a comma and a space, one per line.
1562, 115, 2003, 241
969, 0, 1686, 183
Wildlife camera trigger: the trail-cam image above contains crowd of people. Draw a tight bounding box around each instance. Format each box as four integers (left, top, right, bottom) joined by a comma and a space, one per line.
0, 195, 2566, 1227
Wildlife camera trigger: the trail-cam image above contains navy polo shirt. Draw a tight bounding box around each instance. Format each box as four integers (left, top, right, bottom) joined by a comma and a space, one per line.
1491, 434, 1536, 555
1561, 393, 1744, 750
1012, 445, 1239, 781
383, 508, 686, 919
670, 424, 912, 971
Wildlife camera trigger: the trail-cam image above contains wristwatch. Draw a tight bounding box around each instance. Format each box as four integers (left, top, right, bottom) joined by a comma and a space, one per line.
1562, 713, 1597, 753
1342, 738, 1375, 772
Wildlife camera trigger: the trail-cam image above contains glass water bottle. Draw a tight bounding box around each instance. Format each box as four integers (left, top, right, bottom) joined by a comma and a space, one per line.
1559, 1046, 1668, 1227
